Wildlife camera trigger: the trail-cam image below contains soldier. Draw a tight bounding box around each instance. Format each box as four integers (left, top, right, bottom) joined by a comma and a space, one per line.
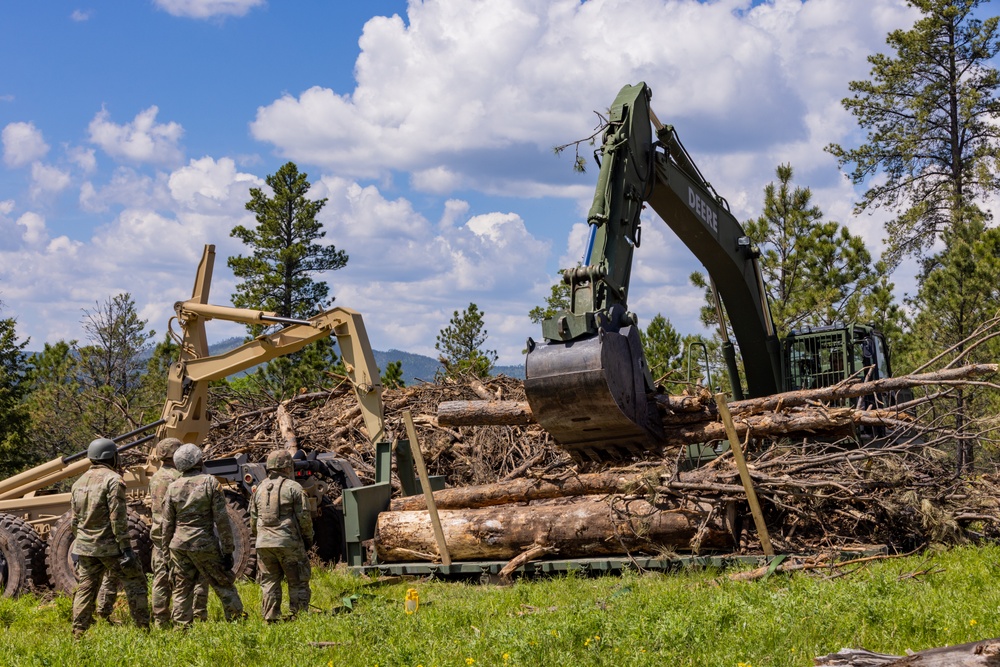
250, 450, 314, 622
70, 437, 150, 637
148, 437, 209, 628
162, 444, 244, 626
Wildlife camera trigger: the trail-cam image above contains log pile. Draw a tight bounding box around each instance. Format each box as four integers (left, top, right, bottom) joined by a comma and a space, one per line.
170, 364, 1000, 565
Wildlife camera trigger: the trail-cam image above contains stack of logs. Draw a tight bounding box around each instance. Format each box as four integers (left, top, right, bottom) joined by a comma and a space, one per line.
197, 365, 1000, 566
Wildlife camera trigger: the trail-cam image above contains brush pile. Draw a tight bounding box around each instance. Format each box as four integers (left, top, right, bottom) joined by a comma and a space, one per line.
196, 365, 1000, 561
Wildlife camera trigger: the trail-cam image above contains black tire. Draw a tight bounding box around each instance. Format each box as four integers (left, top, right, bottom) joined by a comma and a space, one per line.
0, 513, 47, 597
223, 492, 257, 580
45, 510, 154, 595
313, 499, 345, 564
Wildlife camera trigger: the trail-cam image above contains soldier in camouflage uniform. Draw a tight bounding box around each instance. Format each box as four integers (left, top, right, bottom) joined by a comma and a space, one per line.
148, 437, 209, 628
70, 438, 150, 637
250, 450, 314, 622
162, 444, 244, 626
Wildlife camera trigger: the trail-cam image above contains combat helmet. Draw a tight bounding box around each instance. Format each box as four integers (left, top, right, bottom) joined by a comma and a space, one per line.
155, 437, 183, 462
87, 437, 118, 467
173, 443, 204, 473
265, 450, 294, 474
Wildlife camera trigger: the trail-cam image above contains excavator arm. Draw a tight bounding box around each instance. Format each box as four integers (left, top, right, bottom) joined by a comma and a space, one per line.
525, 82, 781, 460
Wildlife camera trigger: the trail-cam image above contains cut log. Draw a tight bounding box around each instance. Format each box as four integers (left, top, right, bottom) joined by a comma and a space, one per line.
276, 403, 298, 454
390, 469, 662, 511
374, 497, 733, 562
814, 638, 1000, 666
437, 400, 535, 427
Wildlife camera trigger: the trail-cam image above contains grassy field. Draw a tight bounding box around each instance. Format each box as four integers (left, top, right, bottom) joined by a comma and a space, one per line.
0, 545, 997, 666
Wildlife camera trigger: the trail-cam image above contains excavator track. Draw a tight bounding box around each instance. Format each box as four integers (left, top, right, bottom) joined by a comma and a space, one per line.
524, 326, 663, 461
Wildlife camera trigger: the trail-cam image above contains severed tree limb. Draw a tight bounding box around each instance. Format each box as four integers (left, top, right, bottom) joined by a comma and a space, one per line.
498, 543, 557, 580
815, 638, 1000, 666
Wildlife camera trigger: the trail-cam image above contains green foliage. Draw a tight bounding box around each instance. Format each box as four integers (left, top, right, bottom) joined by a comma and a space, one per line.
75, 293, 156, 436
826, 0, 1000, 265
902, 212, 1000, 470
639, 314, 682, 384
381, 359, 405, 389
23, 340, 86, 462
435, 303, 498, 379
1, 547, 1000, 665
229, 161, 348, 397
229, 161, 347, 322
529, 272, 572, 324
0, 315, 31, 475
740, 164, 884, 337
689, 165, 898, 386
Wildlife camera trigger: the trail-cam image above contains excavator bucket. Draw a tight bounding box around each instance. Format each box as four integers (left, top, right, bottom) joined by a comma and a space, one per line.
524, 326, 663, 461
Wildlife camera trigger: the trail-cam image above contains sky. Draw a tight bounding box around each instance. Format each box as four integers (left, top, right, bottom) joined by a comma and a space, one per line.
0, 0, 995, 366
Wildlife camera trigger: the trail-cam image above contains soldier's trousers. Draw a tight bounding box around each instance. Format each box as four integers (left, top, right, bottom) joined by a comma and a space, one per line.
257, 547, 311, 621
170, 548, 243, 625
151, 545, 208, 626
72, 554, 150, 633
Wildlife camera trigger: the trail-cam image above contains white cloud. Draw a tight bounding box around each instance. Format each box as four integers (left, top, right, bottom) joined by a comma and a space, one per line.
68, 146, 97, 173
88, 106, 184, 165
153, 0, 264, 19
2, 122, 49, 167
16, 212, 48, 245
30, 162, 72, 198
71, 9, 92, 21
168, 156, 262, 212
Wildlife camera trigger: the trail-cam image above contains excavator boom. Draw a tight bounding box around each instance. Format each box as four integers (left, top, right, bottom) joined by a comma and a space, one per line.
525, 82, 782, 460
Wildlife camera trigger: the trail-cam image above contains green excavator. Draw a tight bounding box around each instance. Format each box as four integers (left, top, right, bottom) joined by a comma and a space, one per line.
524, 82, 900, 461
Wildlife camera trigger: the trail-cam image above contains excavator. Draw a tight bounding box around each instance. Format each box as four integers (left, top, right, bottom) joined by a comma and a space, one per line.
525, 82, 900, 462
0, 244, 386, 596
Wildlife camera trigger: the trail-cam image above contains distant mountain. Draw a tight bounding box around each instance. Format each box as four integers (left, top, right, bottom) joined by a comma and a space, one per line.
191, 339, 526, 385
372, 349, 524, 386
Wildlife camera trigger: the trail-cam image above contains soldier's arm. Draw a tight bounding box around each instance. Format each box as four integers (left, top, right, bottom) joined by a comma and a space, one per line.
249, 489, 258, 538
107, 476, 130, 551
293, 486, 314, 544
162, 490, 176, 549
211, 479, 235, 553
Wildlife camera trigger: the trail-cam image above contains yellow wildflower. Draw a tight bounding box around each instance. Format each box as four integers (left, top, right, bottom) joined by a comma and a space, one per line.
970, 619, 978, 626
466, 659, 475, 666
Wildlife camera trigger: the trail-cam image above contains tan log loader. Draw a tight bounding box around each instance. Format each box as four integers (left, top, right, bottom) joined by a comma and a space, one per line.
0, 244, 386, 596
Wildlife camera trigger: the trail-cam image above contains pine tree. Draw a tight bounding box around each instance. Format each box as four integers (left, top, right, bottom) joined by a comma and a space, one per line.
903, 211, 1000, 472
0, 313, 32, 475
690, 164, 886, 338
24, 340, 86, 461
528, 271, 573, 324
229, 161, 348, 398
75, 293, 156, 436
435, 303, 498, 379
826, 0, 1000, 265
639, 314, 682, 385
381, 360, 405, 389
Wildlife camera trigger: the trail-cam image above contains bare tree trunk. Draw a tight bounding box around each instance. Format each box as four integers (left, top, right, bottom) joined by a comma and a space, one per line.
375, 497, 733, 563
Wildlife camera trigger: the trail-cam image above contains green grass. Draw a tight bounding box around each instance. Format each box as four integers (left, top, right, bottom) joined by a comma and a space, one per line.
1, 545, 998, 666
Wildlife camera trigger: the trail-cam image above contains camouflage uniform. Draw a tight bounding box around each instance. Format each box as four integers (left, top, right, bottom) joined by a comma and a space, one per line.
149, 463, 208, 627
162, 470, 244, 625
70, 463, 150, 635
250, 457, 314, 621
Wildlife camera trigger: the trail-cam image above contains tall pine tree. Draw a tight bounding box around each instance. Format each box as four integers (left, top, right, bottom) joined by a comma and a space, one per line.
229, 162, 348, 398
826, 0, 1000, 265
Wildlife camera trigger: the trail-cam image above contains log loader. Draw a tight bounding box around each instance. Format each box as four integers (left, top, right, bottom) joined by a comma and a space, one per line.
0, 244, 386, 596
525, 82, 901, 461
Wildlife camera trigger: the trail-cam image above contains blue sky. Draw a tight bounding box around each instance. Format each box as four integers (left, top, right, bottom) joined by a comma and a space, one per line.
0, 0, 981, 365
